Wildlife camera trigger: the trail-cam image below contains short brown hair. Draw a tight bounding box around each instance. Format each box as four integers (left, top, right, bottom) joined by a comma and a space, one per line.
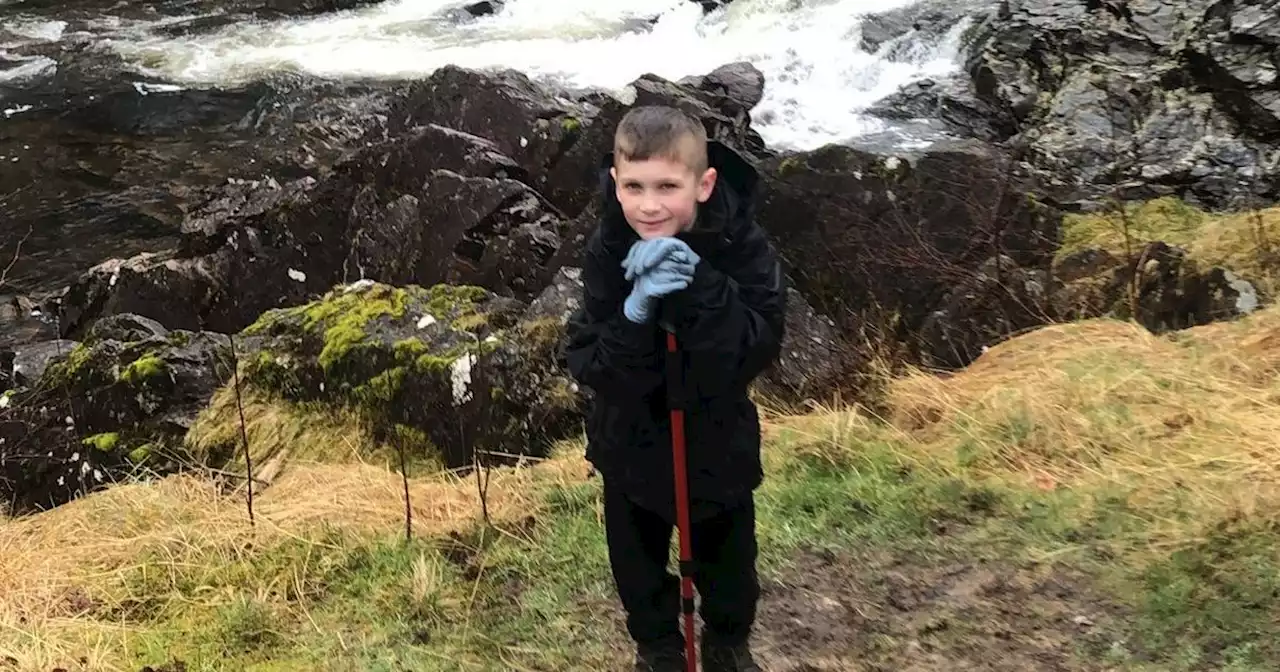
613, 105, 709, 172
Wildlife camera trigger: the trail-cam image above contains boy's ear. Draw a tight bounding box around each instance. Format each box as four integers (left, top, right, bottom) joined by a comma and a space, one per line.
696, 167, 717, 202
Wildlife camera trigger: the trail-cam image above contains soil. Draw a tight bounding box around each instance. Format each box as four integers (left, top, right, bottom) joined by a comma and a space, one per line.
599, 547, 1124, 671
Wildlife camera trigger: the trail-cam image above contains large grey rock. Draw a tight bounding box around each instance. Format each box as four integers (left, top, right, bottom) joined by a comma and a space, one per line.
963, 0, 1280, 208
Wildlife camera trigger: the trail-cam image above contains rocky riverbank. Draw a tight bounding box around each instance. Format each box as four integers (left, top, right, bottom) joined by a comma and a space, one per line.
2, 0, 1278, 512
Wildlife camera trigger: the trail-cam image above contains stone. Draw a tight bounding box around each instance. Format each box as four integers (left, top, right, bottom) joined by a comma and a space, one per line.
57, 123, 565, 339
755, 138, 1061, 366
232, 281, 578, 469
0, 314, 233, 513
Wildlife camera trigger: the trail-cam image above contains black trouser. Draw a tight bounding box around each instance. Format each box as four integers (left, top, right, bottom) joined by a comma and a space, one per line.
603, 479, 759, 650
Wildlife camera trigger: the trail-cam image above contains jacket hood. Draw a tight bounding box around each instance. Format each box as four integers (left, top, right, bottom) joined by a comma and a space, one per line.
597, 140, 760, 258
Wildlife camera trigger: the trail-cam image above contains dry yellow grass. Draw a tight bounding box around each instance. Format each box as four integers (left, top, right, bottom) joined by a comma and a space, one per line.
884, 306, 1280, 532
185, 385, 399, 476
0, 440, 589, 671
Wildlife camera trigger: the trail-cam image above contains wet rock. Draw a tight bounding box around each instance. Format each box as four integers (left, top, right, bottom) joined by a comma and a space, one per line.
753, 287, 849, 408
678, 61, 767, 114
1186, 1, 1280, 143
10, 339, 81, 387
0, 51, 427, 295
755, 138, 1061, 367
859, 0, 995, 56
867, 77, 1009, 141
461, 1, 503, 17
963, 0, 1280, 208
690, 0, 733, 12
392, 66, 588, 191
0, 313, 233, 513
232, 281, 577, 469
0, 294, 59, 349
57, 123, 565, 338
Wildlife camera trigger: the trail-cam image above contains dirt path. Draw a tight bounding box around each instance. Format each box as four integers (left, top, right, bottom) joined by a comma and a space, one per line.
599, 548, 1121, 671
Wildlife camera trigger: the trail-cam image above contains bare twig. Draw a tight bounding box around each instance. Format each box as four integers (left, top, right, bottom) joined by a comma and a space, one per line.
397, 429, 412, 541
0, 224, 33, 290
226, 331, 256, 527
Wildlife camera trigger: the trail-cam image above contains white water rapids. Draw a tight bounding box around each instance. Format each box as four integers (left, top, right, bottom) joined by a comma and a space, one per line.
2, 0, 973, 149
91, 0, 970, 150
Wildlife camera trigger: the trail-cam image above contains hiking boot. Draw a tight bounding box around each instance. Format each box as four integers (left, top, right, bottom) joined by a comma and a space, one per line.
634, 643, 686, 672
701, 640, 762, 672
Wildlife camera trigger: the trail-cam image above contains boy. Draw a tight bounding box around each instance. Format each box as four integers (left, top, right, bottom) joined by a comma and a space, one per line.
565, 105, 787, 671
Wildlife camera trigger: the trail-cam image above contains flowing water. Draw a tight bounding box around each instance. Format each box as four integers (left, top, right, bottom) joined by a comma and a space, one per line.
96, 0, 969, 150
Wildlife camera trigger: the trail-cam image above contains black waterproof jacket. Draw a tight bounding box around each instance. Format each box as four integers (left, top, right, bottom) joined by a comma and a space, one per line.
564, 141, 787, 522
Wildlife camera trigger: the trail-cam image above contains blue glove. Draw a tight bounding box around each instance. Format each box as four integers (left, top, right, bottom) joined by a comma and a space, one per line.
622, 236, 701, 282
623, 256, 696, 323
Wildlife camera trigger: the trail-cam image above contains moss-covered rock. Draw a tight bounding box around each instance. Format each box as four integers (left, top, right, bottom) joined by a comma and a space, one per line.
221, 279, 580, 471
0, 314, 234, 513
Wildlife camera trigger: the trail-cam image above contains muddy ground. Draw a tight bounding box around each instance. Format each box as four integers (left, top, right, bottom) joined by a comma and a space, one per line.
595, 548, 1124, 672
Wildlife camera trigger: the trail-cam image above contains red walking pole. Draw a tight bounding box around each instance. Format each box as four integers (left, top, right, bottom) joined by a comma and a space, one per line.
663, 310, 698, 672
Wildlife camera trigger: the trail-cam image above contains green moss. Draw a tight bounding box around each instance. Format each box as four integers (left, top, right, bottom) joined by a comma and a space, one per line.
1059, 197, 1207, 260
167, 331, 191, 348
560, 116, 581, 133
120, 353, 166, 386
424, 284, 488, 320
44, 343, 93, 387
518, 317, 564, 354
83, 432, 121, 453
242, 351, 305, 397
777, 156, 800, 177
348, 336, 491, 410
128, 443, 155, 464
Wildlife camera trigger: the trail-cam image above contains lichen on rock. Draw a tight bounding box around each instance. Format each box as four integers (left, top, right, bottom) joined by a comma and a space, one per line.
0, 314, 234, 512
230, 280, 535, 469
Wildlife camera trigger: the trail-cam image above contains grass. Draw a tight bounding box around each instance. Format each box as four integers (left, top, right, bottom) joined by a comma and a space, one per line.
1059, 196, 1280, 298
184, 385, 445, 479
2, 306, 1280, 670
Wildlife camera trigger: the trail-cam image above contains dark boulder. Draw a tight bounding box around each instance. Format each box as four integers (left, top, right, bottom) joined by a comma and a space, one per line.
916, 255, 1050, 368
1052, 242, 1262, 332
962, 0, 1280, 208
0, 314, 233, 513
57, 123, 567, 339
0, 45, 432, 297
755, 138, 1061, 367
866, 77, 1009, 141
678, 61, 767, 114
858, 0, 995, 56
390, 66, 589, 192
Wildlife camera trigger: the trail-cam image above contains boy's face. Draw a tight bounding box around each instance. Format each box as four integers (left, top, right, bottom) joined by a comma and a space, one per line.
611, 151, 717, 241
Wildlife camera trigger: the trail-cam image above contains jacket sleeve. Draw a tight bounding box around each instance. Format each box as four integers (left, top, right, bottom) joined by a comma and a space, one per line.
666, 219, 787, 399
564, 232, 664, 399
